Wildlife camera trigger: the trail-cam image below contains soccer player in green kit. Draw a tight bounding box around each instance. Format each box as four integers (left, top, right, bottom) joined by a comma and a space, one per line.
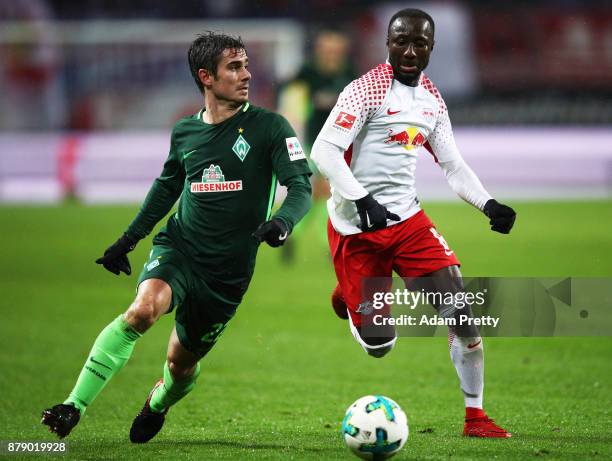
41, 32, 312, 443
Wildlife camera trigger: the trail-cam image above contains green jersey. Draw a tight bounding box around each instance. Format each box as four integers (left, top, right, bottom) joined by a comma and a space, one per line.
126, 103, 311, 291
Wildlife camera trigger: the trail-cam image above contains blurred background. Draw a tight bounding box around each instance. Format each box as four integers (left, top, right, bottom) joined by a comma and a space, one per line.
1, 0, 611, 204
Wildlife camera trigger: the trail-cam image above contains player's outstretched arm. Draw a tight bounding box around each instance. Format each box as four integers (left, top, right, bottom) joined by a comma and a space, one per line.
253, 174, 312, 247
428, 104, 516, 234
96, 179, 181, 276
96, 132, 185, 275
438, 158, 516, 234
438, 159, 516, 234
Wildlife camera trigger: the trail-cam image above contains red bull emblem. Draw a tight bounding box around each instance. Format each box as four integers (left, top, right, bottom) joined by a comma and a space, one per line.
384, 127, 426, 151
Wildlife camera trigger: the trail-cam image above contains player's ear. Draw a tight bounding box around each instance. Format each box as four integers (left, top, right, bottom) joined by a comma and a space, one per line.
198, 68, 214, 88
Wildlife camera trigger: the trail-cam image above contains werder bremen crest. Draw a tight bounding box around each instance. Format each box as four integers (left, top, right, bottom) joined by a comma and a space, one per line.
191, 164, 243, 193
232, 134, 250, 161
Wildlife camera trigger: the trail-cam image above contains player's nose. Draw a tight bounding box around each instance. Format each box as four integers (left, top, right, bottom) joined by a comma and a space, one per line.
403, 43, 417, 58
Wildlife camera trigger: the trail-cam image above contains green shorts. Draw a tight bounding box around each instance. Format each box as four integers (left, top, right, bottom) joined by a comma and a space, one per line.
137, 244, 242, 357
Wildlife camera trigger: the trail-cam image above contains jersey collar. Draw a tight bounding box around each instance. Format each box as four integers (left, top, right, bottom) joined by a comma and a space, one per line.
198, 102, 250, 123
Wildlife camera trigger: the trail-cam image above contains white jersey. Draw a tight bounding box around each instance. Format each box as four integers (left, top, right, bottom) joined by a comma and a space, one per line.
318, 63, 462, 235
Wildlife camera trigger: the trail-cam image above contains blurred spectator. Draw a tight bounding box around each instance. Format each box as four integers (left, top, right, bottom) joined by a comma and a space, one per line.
279, 29, 356, 148
277, 29, 357, 263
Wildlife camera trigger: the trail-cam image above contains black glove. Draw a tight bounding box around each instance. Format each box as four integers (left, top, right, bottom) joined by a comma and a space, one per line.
355, 193, 400, 232
483, 199, 516, 234
253, 218, 289, 247
95, 234, 137, 275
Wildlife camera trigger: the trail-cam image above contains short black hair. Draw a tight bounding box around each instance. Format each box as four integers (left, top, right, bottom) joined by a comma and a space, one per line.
187, 31, 246, 94
387, 8, 435, 37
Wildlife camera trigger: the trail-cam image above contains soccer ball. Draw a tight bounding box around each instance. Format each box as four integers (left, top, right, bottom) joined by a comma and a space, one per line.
342, 395, 408, 460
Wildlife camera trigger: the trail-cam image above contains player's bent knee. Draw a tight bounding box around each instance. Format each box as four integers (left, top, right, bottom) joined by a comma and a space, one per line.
125, 279, 172, 333
124, 301, 158, 333
125, 304, 155, 333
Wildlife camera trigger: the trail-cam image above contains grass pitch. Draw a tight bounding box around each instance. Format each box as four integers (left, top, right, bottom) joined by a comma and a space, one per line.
0, 200, 611, 460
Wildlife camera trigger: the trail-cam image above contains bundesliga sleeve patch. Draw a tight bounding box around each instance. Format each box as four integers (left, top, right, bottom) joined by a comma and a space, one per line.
285, 137, 306, 161
334, 111, 356, 130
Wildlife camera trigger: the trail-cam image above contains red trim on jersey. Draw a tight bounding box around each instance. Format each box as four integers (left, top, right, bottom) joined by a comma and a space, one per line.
423, 141, 439, 163
342, 64, 394, 122
344, 144, 353, 166
420, 73, 447, 114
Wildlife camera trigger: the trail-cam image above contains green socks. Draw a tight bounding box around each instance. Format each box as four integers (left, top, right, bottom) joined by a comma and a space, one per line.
63, 314, 199, 415
65, 315, 141, 413
149, 361, 201, 413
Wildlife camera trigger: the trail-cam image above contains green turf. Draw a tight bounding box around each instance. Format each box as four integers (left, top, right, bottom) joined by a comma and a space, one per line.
0, 201, 611, 460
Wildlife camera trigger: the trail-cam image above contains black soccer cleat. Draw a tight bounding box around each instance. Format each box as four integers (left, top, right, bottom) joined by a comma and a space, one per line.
41, 403, 81, 438
129, 379, 168, 443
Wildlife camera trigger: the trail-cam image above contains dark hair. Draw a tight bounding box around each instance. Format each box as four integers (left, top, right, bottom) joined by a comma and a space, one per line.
387, 8, 435, 36
187, 31, 246, 94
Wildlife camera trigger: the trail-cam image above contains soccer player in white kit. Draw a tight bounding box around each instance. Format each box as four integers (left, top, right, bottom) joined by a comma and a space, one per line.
311, 8, 516, 438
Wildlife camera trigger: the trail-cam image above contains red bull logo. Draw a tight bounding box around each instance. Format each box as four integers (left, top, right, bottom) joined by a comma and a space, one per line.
384, 126, 426, 151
